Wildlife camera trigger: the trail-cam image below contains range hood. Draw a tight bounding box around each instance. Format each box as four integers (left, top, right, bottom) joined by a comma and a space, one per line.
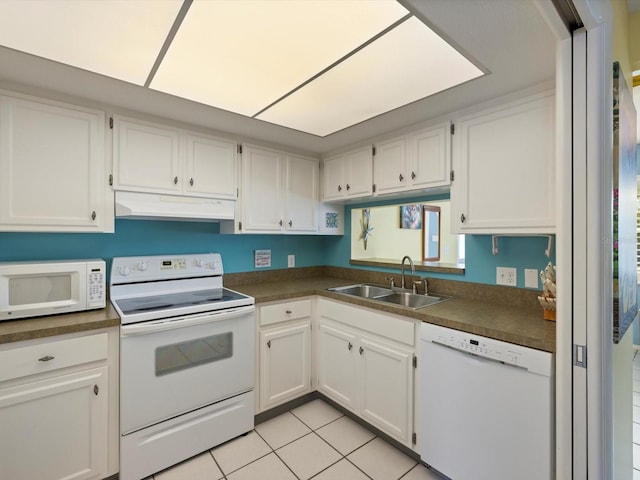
115, 191, 235, 222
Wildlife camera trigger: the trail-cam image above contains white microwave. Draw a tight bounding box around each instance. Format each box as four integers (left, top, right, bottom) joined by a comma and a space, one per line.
0, 259, 106, 321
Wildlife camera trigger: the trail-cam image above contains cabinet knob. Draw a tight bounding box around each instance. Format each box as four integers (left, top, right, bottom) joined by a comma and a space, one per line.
338, 185, 342, 192
94, 385, 99, 396
279, 219, 283, 227
399, 173, 404, 182
38, 355, 55, 362
288, 220, 293, 227
91, 211, 96, 221
267, 340, 271, 349
359, 346, 364, 355
411, 171, 416, 180
348, 342, 353, 351
189, 178, 194, 186
173, 176, 178, 185
460, 213, 466, 223
346, 184, 351, 191
285, 310, 292, 315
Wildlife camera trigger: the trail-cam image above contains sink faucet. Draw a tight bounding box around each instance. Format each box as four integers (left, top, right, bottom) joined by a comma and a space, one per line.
401, 256, 415, 289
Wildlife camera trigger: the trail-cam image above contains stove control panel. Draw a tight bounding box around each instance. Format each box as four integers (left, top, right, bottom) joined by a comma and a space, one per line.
111, 253, 223, 284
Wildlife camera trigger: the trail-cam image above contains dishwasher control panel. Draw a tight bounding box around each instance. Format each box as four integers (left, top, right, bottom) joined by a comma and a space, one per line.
422, 323, 551, 375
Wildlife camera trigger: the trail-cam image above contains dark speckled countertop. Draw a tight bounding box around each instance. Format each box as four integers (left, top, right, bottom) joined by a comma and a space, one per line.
233, 276, 556, 353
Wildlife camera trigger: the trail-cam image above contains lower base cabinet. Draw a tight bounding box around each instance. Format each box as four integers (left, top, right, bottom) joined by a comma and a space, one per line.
317, 299, 415, 447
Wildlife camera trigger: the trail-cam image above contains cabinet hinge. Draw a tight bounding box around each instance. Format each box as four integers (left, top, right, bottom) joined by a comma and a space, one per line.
413, 355, 417, 368
412, 432, 417, 444
372, 184, 377, 193
237, 144, 243, 155
109, 117, 113, 129
573, 344, 587, 368
236, 188, 239, 198
450, 170, 455, 182
238, 221, 242, 231
450, 123, 455, 135
372, 146, 376, 156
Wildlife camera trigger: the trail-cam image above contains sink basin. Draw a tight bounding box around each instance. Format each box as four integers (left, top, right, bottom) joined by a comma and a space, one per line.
375, 292, 450, 309
328, 284, 393, 298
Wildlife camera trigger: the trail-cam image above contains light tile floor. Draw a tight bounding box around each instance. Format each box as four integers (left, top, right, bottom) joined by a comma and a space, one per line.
634, 350, 640, 478
149, 399, 447, 480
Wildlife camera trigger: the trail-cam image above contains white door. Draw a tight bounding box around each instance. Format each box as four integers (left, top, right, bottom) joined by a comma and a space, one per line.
373, 137, 407, 195
285, 154, 318, 233
260, 322, 311, 410
359, 336, 413, 445
345, 146, 373, 198
113, 116, 181, 194
184, 133, 237, 199
0, 367, 108, 480
322, 155, 345, 201
408, 123, 450, 189
317, 322, 358, 410
0, 95, 108, 232
241, 144, 283, 232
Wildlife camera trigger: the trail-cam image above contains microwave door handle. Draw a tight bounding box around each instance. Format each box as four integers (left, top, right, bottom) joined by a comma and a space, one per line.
120, 305, 254, 337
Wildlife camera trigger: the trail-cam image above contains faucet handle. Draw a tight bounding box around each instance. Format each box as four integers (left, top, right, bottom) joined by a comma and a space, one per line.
384, 276, 396, 288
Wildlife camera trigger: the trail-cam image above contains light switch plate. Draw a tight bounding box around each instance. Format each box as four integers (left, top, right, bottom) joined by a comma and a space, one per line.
288, 255, 295, 268
496, 267, 517, 287
525, 268, 539, 289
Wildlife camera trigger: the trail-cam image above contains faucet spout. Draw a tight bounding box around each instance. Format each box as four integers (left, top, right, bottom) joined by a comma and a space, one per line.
401, 256, 415, 289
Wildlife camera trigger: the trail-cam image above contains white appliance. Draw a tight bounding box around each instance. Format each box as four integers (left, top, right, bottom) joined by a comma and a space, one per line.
111, 253, 255, 480
419, 323, 554, 480
0, 259, 105, 321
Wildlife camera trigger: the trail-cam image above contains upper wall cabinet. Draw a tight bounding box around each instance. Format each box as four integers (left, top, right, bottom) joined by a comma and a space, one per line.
450, 92, 555, 234
235, 144, 319, 234
0, 92, 113, 232
373, 122, 451, 196
322, 145, 373, 202
112, 116, 237, 200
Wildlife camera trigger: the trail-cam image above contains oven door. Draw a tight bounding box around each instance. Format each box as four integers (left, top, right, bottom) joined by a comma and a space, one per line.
120, 305, 255, 435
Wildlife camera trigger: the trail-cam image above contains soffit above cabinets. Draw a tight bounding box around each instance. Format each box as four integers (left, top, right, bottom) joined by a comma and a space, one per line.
0, 0, 484, 137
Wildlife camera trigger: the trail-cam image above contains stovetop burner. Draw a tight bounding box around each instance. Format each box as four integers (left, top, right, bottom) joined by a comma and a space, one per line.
115, 288, 248, 316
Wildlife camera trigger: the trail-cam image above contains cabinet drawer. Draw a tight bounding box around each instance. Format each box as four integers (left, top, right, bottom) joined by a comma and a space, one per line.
0, 333, 108, 383
260, 299, 311, 326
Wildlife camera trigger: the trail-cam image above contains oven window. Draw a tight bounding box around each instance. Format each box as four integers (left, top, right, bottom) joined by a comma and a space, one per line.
155, 332, 233, 376
9, 275, 72, 305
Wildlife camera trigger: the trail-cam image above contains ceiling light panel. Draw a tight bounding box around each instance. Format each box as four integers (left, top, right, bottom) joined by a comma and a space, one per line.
257, 16, 485, 136
150, 0, 409, 117
0, 0, 182, 85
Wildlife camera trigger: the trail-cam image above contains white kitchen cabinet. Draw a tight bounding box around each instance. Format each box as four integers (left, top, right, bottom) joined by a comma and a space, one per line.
0, 331, 115, 480
316, 299, 415, 446
0, 92, 112, 232
450, 92, 555, 234
258, 299, 312, 412
112, 115, 237, 199
322, 145, 373, 201
236, 144, 318, 234
373, 122, 451, 195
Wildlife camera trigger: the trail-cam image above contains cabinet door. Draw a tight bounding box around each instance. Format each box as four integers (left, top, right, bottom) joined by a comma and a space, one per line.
260, 322, 311, 411
113, 116, 181, 194
322, 155, 345, 201
317, 322, 358, 410
451, 94, 555, 234
359, 337, 413, 445
184, 133, 237, 199
345, 146, 373, 198
373, 137, 407, 195
241, 145, 283, 232
0, 366, 108, 480
285, 154, 318, 233
408, 123, 450, 189
0, 95, 110, 232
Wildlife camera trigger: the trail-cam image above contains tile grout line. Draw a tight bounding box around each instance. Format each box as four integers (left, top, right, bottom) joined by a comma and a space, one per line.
254, 426, 302, 480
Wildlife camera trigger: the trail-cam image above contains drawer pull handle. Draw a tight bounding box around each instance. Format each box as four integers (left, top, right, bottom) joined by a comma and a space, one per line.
38, 355, 55, 362
285, 310, 292, 314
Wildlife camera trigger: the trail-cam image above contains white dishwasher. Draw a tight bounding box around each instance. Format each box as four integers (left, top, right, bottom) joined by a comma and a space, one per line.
419, 323, 553, 480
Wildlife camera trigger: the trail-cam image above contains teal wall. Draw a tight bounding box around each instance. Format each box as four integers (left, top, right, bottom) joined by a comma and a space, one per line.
0, 198, 555, 289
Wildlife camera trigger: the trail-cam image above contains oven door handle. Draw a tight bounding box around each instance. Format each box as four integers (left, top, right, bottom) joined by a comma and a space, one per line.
120, 305, 255, 336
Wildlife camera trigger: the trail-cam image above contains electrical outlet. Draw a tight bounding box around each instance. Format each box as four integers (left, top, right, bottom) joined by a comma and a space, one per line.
288, 255, 295, 268
496, 267, 517, 287
524, 269, 539, 289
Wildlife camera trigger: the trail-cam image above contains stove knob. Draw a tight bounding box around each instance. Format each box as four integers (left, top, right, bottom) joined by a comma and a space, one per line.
210, 261, 218, 270
138, 261, 148, 271
120, 266, 131, 277
195, 259, 205, 268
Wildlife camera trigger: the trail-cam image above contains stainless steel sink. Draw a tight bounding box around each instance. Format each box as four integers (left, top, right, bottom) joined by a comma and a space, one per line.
328, 284, 393, 298
375, 291, 450, 309
328, 283, 450, 310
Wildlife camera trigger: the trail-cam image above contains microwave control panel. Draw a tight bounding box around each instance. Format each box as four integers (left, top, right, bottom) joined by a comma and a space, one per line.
87, 261, 106, 308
